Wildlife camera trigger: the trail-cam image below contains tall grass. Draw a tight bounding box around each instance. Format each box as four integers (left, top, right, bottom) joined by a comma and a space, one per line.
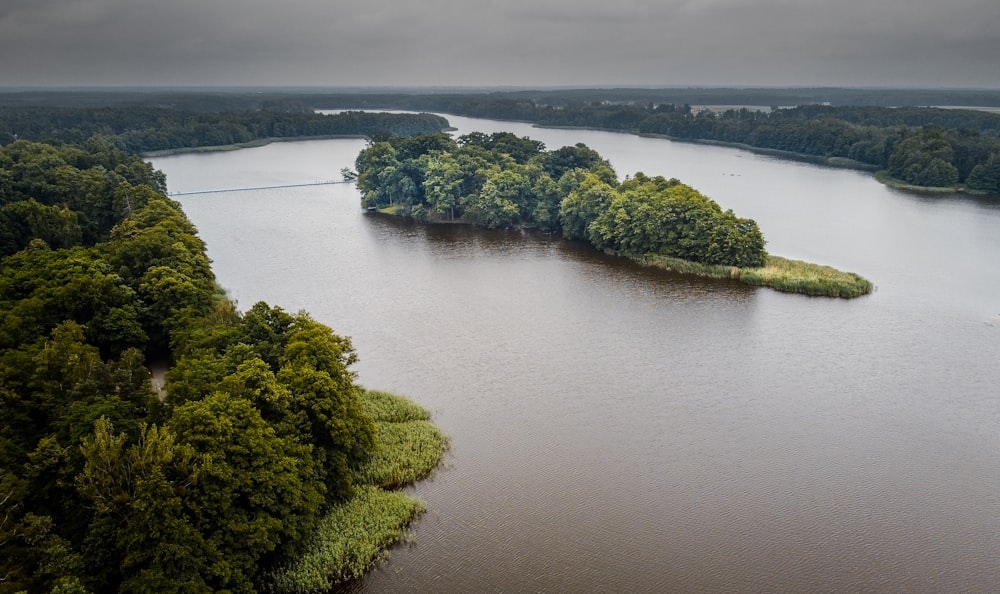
360, 389, 448, 488
635, 253, 873, 298
265, 389, 448, 592
738, 255, 873, 298
630, 252, 743, 279
263, 486, 425, 592
358, 420, 449, 488
874, 170, 959, 193
361, 389, 432, 423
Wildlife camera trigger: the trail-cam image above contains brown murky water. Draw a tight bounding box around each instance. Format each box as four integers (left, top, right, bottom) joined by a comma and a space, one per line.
153, 116, 1000, 593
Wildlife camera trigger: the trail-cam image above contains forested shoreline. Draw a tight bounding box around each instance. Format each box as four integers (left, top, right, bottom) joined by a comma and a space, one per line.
1, 88, 997, 194
353, 132, 872, 297
0, 106, 449, 155
0, 138, 447, 591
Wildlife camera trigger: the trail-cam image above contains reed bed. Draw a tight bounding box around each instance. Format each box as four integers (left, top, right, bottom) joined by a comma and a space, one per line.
636, 253, 873, 298
358, 420, 449, 488
263, 486, 425, 592
738, 255, 873, 298
361, 389, 432, 423
632, 253, 743, 279
874, 171, 959, 193
359, 389, 448, 488
266, 389, 448, 592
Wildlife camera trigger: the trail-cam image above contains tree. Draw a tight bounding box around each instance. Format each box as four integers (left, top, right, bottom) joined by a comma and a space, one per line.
530, 174, 562, 231
533, 143, 608, 180
0, 199, 82, 256
388, 132, 456, 161
168, 393, 324, 591
422, 153, 464, 220
588, 174, 766, 267
559, 173, 618, 240
354, 142, 399, 208
887, 129, 960, 187
464, 168, 530, 228
966, 153, 1000, 194
276, 316, 375, 501
78, 419, 210, 593
458, 132, 544, 163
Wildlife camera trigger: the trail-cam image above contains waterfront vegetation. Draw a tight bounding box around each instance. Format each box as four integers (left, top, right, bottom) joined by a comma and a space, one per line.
0, 139, 446, 593
633, 254, 873, 298
361, 388, 436, 424
264, 389, 448, 592
263, 485, 426, 592
874, 171, 973, 194
357, 389, 449, 489
354, 132, 872, 298
738, 256, 873, 298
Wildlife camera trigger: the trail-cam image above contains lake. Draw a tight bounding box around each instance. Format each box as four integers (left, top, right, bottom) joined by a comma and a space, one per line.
151, 114, 1000, 593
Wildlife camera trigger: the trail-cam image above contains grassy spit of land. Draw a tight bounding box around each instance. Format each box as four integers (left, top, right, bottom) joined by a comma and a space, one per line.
633, 253, 873, 298
872, 171, 965, 194
264, 389, 449, 592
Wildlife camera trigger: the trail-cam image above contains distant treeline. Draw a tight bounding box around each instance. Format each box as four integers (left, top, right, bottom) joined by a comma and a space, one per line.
1, 89, 997, 192
340, 97, 1000, 193
4, 87, 1000, 109
0, 106, 449, 154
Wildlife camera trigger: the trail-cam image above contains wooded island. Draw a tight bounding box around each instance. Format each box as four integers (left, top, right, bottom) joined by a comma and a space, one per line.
354, 132, 873, 298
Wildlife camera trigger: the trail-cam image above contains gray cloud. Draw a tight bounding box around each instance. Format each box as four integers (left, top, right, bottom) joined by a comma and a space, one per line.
1, 0, 998, 87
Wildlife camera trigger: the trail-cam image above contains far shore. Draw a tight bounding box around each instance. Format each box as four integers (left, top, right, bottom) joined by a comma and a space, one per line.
534, 123, 881, 173
142, 117, 978, 198
505, 123, 991, 196
140, 134, 368, 157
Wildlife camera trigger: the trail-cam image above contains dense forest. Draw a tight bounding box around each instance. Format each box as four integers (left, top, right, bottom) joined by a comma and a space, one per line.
355, 132, 767, 268
0, 139, 446, 592
1, 88, 997, 193
0, 106, 449, 154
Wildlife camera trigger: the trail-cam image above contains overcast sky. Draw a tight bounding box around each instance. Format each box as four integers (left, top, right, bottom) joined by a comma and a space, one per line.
2, 0, 999, 88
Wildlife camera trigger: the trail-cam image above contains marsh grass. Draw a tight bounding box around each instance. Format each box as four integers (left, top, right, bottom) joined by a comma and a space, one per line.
631, 253, 743, 279
738, 255, 873, 298
376, 204, 404, 215
263, 486, 425, 592
359, 420, 449, 488
874, 171, 959, 194
636, 253, 873, 298
359, 389, 448, 488
361, 389, 432, 423
266, 389, 448, 592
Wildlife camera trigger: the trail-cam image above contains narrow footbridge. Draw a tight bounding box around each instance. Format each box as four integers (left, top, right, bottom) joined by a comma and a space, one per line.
167, 179, 352, 196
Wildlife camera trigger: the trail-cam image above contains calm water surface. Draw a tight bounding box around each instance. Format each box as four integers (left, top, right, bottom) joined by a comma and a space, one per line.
152, 115, 1000, 593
